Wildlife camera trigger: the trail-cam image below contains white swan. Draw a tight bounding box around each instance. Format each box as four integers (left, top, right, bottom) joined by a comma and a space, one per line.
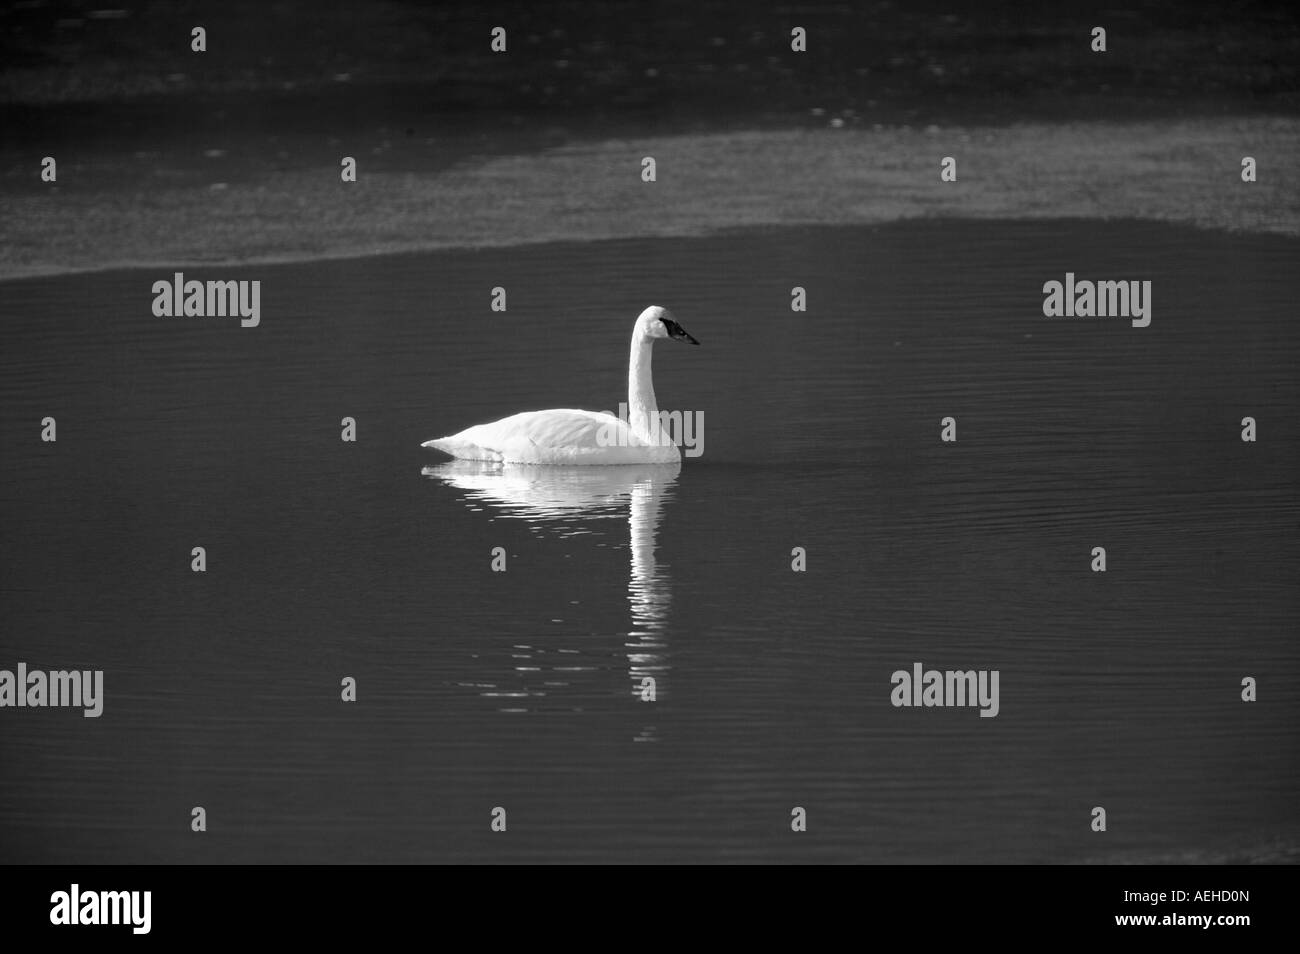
422, 305, 699, 465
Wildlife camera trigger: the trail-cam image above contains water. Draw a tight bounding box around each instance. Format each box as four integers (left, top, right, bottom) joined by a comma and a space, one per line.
1, 219, 1297, 863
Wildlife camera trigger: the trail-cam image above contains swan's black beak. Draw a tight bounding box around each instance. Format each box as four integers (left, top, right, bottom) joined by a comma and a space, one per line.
663, 318, 700, 345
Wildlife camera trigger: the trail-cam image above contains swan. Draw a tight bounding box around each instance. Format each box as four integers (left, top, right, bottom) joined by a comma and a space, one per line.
422, 305, 699, 465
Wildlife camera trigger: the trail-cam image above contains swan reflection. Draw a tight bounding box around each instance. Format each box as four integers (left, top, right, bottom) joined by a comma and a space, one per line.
422, 460, 678, 730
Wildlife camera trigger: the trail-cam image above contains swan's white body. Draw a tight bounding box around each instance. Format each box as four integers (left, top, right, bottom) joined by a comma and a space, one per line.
423, 306, 698, 466
425, 408, 679, 465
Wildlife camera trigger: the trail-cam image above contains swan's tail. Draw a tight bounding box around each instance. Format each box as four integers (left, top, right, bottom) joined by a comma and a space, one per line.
421, 435, 503, 462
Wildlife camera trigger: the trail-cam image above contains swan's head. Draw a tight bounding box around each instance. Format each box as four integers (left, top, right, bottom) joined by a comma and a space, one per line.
636, 305, 699, 345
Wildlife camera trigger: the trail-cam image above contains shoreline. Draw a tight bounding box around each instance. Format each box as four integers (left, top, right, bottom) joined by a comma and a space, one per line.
3, 118, 1297, 283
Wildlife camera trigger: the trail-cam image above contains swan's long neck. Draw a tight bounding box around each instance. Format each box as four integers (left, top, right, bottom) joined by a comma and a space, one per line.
627, 333, 661, 443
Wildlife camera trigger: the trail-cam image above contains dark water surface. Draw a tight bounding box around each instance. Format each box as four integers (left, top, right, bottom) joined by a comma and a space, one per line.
1, 220, 1297, 862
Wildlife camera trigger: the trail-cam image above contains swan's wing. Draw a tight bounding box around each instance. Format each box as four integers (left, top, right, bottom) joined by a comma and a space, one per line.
425, 409, 656, 464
